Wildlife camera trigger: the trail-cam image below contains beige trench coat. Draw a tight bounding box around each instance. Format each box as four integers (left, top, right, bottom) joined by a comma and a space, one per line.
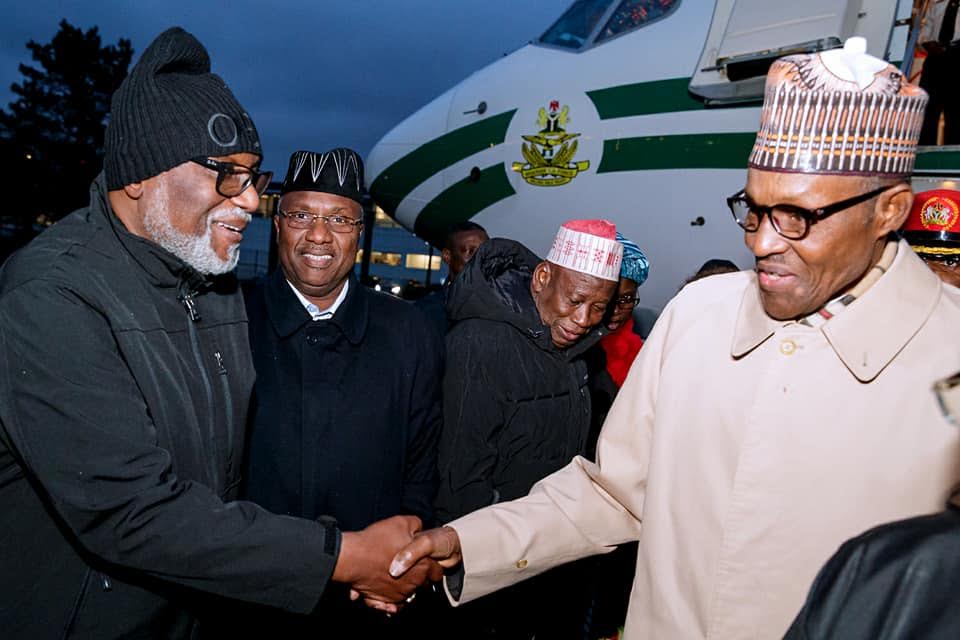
447, 241, 960, 639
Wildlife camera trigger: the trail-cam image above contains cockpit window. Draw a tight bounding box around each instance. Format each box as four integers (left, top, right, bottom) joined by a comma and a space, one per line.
539, 0, 616, 50
595, 0, 680, 43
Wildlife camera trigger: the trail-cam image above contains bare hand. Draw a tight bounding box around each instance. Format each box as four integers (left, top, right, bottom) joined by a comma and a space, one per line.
389, 526, 462, 578
332, 515, 443, 611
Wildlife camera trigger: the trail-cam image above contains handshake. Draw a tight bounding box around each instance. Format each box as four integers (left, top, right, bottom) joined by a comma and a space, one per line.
332, 515, 463, 614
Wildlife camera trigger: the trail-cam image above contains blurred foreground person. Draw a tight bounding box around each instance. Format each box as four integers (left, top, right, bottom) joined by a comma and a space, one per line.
901, 188, 960, 287
785, 371, 960, 639
0, 29, 436, 639
392, 39, 960, 639
239, 149, 443, 635
435, 220, 621, 638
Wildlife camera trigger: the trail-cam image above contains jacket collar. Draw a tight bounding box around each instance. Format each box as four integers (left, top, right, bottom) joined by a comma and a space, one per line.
731, 240, 942, 382
265, 268, 367, 345
89, 173, 207, 291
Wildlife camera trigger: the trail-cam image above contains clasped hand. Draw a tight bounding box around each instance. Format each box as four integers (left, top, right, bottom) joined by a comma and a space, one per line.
333, 515, 445, 613
334, 518, 465, 614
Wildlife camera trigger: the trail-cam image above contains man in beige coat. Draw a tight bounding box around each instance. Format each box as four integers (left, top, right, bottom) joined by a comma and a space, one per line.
389, 39, 960, 638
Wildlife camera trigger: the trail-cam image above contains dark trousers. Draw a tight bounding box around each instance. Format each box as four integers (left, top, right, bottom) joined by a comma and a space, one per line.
444, 561, 596, 640
919, 44, 960, 146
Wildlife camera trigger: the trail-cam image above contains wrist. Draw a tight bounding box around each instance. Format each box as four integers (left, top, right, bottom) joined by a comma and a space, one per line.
331, 531, 356, 583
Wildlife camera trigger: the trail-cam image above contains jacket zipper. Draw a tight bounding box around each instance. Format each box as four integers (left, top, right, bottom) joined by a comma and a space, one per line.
213, 349, 235, 482
182, 291, 220, 485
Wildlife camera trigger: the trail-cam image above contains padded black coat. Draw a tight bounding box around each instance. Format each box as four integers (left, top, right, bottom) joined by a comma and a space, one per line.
0, 176, 337, 639
434, 238, 605, 523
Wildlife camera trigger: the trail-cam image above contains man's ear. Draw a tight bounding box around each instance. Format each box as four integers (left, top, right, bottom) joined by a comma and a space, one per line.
531, 261, 552, 295
273, 214, 280, 240
874, 182, 914, 237
122, 182, 145, 200
441, 247, 453, 267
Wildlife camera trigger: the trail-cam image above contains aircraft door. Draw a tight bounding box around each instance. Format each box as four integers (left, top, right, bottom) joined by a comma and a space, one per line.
689, 0, 897, 104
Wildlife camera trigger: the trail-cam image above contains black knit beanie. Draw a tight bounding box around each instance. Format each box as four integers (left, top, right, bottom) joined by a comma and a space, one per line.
104, 27, 261, 189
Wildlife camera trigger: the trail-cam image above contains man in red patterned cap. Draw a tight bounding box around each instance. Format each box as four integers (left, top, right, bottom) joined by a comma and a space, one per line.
391, 39, 960, 639
434, 220, 620, 638
901, 188, 960, 287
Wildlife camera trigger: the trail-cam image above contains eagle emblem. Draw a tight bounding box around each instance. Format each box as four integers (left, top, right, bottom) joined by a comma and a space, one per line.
511, 100, 589, 187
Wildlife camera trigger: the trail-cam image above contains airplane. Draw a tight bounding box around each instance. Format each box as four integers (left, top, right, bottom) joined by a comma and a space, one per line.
365, 0, 960, 327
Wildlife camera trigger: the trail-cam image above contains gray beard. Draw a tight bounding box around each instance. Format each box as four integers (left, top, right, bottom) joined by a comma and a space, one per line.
142, 181, 249, 275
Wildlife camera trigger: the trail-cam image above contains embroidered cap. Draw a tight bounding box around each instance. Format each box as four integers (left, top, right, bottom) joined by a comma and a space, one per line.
748, 37, 928, 177
902, 189, 960, 257
546, 219, 623, 282
616, 231, 649, 285
281, 148, 364, 203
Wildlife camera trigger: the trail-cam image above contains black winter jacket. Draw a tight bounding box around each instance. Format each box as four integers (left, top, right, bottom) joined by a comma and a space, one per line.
243, 268, 442, 531
0, 176, 337, 639
784, 496, 960, 639
434, 238, 605, 523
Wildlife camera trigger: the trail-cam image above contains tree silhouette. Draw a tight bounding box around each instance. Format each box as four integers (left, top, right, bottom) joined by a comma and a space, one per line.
0, 20, 132, 236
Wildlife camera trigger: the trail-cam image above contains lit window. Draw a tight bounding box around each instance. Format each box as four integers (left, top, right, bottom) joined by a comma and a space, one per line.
370, 251, 402, 267
356, 249, 402, 266
596, 0, 678, 42
257, 194, 279, 216
539, 0, 615, 50
405, 253, 443, 271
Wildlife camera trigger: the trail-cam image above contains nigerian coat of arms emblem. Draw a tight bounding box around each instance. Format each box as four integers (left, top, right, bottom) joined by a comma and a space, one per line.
511, 100, 590, 187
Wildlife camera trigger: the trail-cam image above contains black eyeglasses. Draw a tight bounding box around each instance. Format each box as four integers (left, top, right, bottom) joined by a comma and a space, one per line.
277, 209, 363, 233
727, 184, 898, 240
614, 294, 639, 309
191, 157, 273, 198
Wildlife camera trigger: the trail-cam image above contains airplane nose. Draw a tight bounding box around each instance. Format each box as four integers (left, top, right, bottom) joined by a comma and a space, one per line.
366, 88, 456, 226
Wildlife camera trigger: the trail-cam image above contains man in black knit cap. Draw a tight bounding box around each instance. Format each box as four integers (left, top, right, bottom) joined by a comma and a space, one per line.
0, 27, 437, 639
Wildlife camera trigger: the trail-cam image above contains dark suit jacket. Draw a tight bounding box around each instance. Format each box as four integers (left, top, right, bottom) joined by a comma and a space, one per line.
242, 269, 443, 531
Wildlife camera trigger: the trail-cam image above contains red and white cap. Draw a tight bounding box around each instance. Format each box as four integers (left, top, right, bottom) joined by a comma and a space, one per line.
546, 219, 623, 282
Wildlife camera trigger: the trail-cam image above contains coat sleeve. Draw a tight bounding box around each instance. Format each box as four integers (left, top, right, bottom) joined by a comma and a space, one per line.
442, 299, 676, 604
399, 315, 444, 525
434, 321, 506, 523
0, 280, 335, 614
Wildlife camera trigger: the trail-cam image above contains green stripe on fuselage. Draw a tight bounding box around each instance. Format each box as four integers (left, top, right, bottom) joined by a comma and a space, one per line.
369, 109, 516, 217
915, 149, 960, 172
597, 132, 756, 172
413, 163, 516, 245
587, 77, 706, 119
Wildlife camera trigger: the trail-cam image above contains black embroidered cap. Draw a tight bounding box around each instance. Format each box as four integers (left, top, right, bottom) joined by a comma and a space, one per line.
280, 148, 364, 203
104, 27, 261, 189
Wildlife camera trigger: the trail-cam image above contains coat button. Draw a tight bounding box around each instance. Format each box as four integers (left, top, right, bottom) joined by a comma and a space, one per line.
515, 559, 528, 569
780, 339, 797, 356
306, 335, 319, 346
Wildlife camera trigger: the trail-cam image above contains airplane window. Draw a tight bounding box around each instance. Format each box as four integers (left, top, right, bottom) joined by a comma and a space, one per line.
596, 0, 679, 42
540, 0, 616, 50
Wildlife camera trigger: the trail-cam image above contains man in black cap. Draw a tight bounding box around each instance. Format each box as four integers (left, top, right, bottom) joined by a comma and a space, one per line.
0, 28, 437, 639
241, 148, 443, 634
